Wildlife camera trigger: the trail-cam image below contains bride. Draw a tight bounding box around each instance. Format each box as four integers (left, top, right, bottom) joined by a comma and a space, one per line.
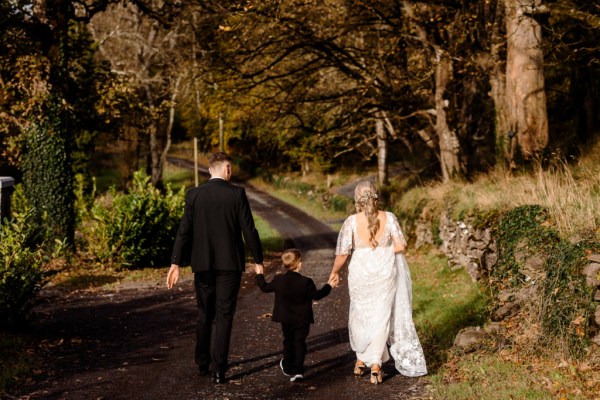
328, 181, 427, 384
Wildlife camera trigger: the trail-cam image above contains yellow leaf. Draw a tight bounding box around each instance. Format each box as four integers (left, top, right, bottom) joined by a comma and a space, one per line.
572, 315, 585, 325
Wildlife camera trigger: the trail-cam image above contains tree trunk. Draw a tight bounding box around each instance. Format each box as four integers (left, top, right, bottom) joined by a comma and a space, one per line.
25, 0, 75, 247
489, 3, 514, 167
158, 76, 182, 185
376, 114, 388, 186
435, 50, 462, 181
505, 0, 548, 159
149, 122, 162, 186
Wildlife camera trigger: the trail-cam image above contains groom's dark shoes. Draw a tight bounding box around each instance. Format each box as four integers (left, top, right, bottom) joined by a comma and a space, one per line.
212, 371, 226, 384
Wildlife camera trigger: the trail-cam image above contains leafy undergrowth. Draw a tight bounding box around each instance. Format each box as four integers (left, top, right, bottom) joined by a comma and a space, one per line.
48, 215, 283, 293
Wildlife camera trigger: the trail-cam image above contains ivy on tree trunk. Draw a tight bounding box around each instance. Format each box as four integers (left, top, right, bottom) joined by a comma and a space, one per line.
22, 96, 74, 247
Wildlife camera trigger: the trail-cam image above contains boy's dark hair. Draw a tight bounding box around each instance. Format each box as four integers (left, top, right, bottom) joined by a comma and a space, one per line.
208, 152, 232, 168
281, 248, 302, 271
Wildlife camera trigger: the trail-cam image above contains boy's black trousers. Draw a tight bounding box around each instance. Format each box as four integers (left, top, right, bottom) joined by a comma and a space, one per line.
281, 323, 311, 375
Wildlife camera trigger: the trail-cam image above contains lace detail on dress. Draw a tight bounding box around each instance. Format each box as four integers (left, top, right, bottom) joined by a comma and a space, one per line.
340, 212, 427, 377
389, 212, 408, 249
335, 215, 355, 255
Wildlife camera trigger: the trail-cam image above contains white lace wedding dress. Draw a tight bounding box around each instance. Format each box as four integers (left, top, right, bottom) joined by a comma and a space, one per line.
336, 211, 427, 377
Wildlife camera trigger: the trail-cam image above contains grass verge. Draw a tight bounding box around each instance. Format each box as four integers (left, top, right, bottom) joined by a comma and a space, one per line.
249, 177, 349, 230
163, 161, 198, 191
429, 351, 598, 399
408, 247, 488, 370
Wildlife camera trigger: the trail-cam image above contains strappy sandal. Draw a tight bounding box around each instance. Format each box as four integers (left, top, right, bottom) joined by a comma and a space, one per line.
370, 364, 383, 384
353, 360, 366, 376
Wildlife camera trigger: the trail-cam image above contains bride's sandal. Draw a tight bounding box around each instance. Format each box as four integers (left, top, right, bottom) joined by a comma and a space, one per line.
353, 360, 366, 376
370, 364, 383, 384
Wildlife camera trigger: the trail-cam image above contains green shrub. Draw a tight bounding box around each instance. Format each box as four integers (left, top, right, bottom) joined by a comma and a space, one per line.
83, 171, 185, 268
0, 211, 64, 326
330, 194, 351, 213
74, 173, 96, 225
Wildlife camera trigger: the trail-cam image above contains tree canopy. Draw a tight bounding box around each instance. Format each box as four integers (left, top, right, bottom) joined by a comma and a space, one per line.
1, 0, 599, 230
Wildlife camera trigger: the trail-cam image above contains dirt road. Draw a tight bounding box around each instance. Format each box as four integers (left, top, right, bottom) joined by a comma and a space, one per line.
7, 160, 426, 400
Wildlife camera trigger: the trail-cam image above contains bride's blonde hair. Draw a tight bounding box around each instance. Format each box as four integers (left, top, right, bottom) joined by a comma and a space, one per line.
354, 181, 379, 248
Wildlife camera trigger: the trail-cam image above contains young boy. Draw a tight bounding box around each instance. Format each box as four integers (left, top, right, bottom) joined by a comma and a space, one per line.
255, 248, 333, 382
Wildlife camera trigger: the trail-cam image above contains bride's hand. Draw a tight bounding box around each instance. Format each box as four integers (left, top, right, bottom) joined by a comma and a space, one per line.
394, 243, 406, 253
328, 271, 340, 287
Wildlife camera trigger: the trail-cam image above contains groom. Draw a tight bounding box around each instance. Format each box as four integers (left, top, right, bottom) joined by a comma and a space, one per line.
167, 152, 264, 384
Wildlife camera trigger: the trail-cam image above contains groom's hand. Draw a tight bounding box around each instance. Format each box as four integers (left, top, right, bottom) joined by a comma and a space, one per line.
254, 264, 264, 274
167, 264, 180, 289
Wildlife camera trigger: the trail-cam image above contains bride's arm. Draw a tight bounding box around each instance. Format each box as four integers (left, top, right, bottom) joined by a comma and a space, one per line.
329, 254, 348, 286
330, 216, 352, 286
390, 213, 407, 253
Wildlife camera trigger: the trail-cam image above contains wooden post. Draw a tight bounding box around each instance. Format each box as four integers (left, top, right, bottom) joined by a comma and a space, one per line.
0, 176, 15, 221
219, 111, 224, 152
194, 137, 199, 187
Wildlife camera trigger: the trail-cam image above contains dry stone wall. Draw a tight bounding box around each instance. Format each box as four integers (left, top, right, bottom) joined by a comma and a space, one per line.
415, 210, 496, 282
413, 209, 600, 347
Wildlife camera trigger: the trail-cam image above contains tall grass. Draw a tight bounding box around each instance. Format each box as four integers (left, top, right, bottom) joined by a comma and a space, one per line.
408, 158, 600, 240
477, 163, 599, 238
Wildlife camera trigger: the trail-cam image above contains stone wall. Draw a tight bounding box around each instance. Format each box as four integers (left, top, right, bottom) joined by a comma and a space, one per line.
415, 210, 496, 282
413, 209, 600, 347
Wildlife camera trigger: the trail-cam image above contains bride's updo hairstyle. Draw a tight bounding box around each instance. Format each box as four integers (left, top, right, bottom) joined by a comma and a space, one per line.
354, 180, 380, 248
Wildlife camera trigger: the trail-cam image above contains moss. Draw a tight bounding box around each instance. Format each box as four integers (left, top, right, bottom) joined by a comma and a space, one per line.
470, 208, 501, 231
493, 205, 558, 282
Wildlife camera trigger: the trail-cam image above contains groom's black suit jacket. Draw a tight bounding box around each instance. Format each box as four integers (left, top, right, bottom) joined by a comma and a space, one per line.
256, 271, 331, 324
171, 178, 263, 271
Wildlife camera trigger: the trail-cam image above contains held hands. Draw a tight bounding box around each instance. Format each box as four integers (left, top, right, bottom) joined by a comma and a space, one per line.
166, 264, 180, 289
328, 271, 340, 288
254, 264, 264, 275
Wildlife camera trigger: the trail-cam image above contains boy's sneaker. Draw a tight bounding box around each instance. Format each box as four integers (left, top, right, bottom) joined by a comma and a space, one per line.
290, 374, 303, 382
279, 358, 290, 376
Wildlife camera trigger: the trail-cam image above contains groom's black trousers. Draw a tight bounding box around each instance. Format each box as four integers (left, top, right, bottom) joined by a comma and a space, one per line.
194, 270, 242, 374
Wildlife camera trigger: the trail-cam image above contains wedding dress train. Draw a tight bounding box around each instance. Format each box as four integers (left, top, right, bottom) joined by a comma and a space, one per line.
336, 212, 427, 377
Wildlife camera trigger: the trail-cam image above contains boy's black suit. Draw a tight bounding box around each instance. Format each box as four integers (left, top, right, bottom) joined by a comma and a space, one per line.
255, 271, 331, 323
171, 178, 263, 376
256, 271, 331, 375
